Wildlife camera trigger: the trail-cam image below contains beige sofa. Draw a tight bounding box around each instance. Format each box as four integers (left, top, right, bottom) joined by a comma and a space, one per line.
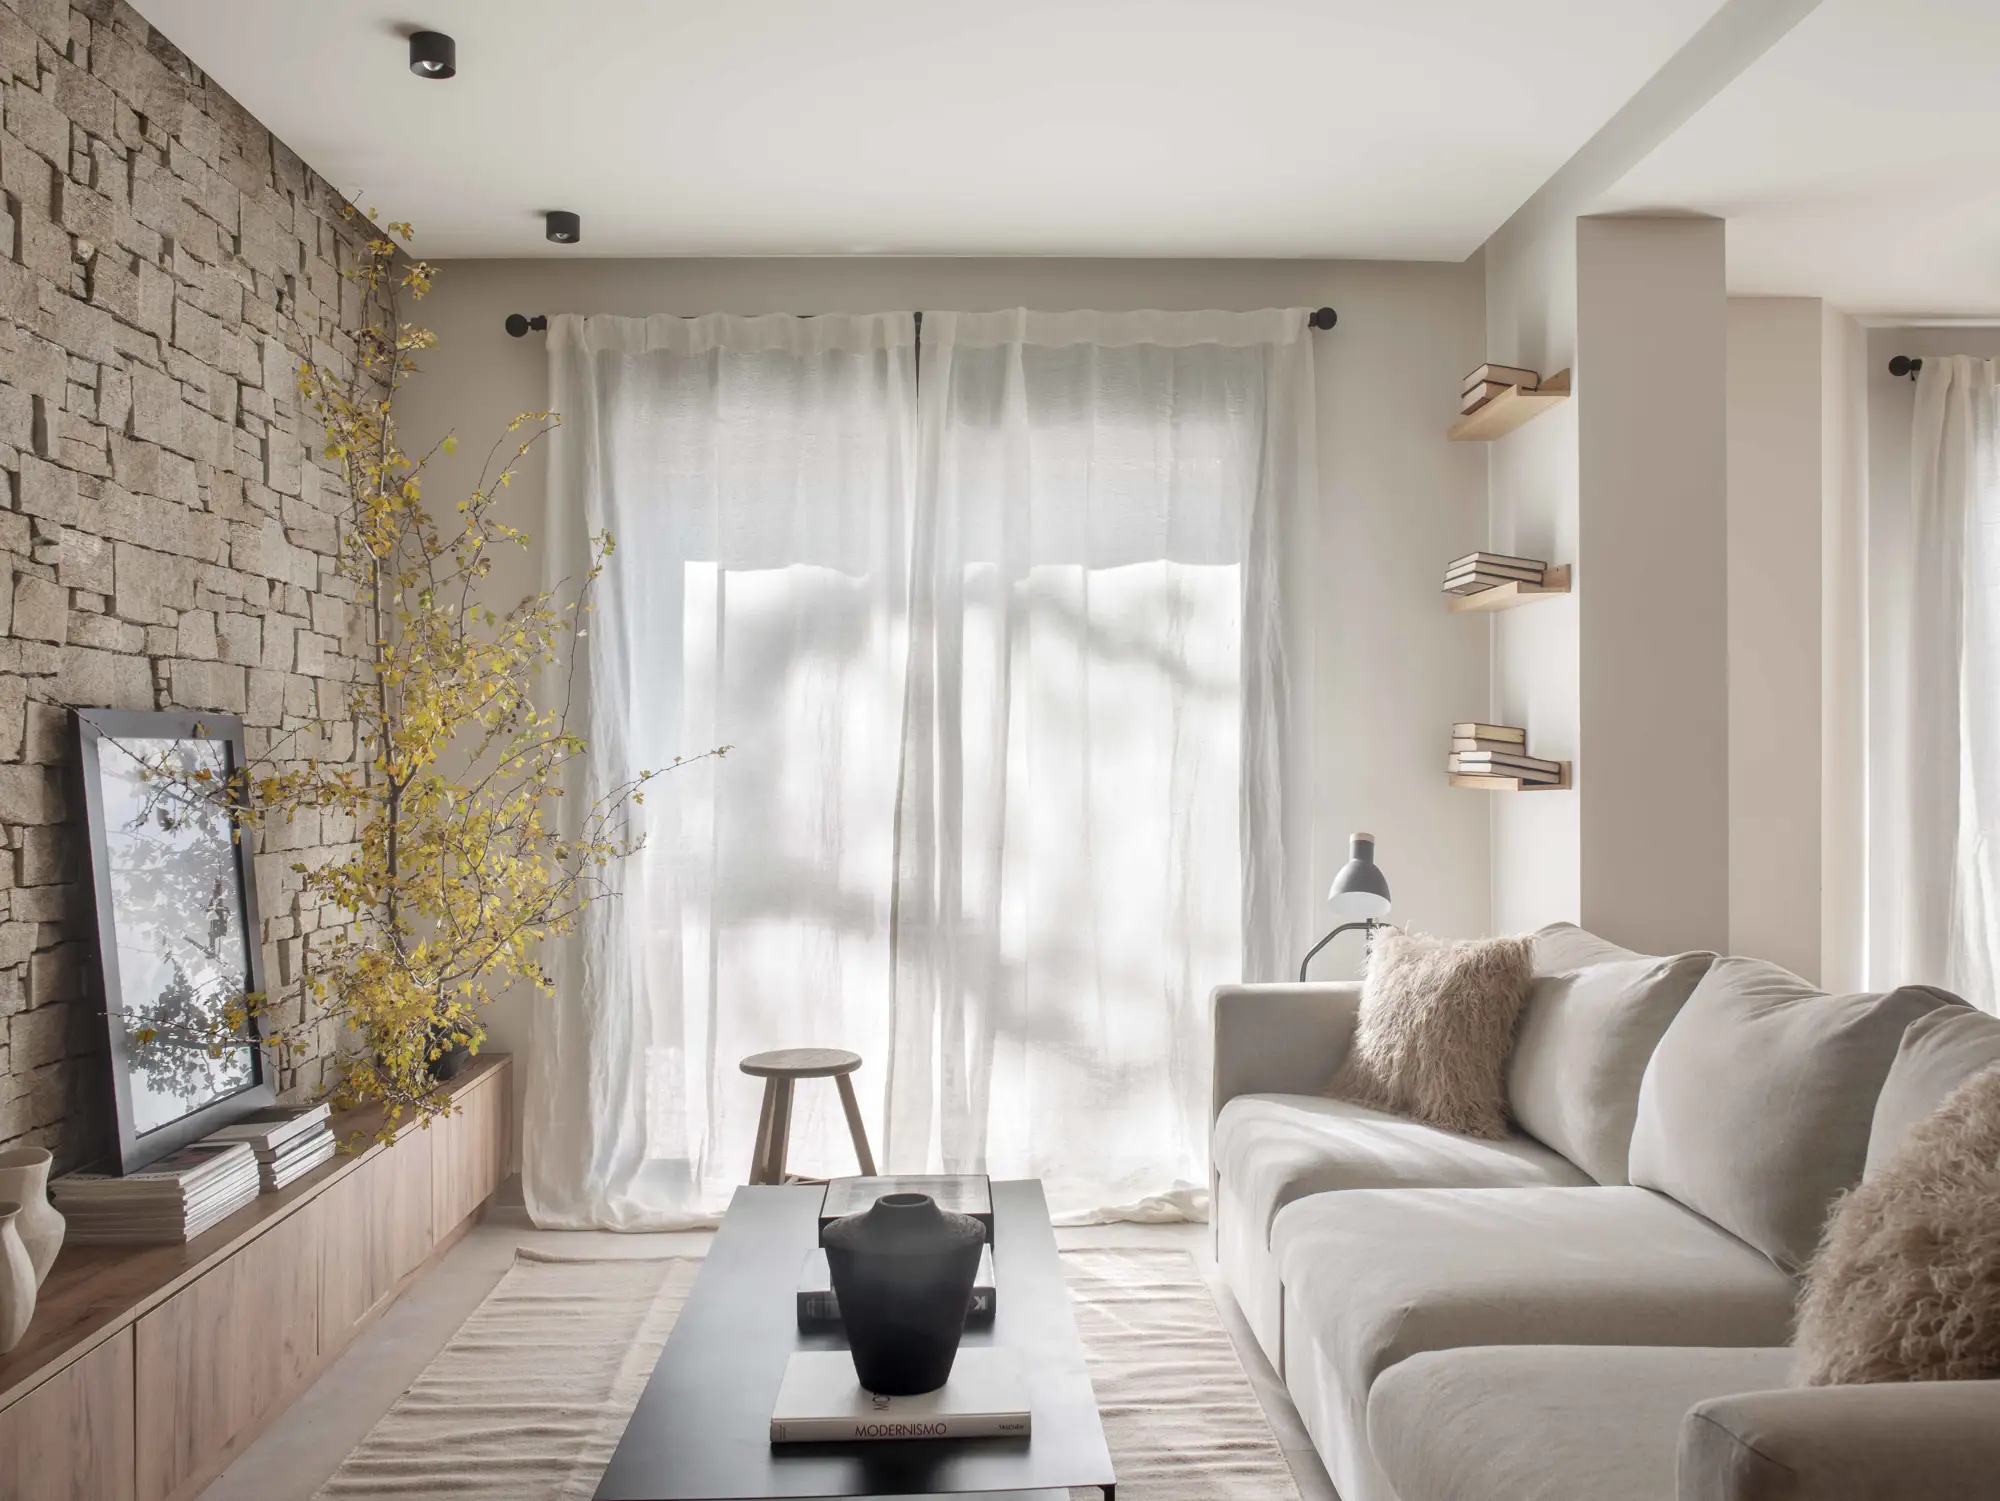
1211, 923, 2000, 1501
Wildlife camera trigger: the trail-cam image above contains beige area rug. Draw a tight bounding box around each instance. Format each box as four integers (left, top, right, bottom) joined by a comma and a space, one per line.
316, 1247, 1299, 1501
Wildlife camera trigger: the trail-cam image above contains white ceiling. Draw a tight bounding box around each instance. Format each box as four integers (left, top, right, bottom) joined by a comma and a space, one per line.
131, 0, 1726, 260
1599, 0, 2000, 321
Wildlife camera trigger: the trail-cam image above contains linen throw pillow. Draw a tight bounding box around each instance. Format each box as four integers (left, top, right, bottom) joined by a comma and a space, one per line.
1327, 929, 1534, 1140
1794, 1064, 2000, 1386
1627, 957, 1960, 1273
1507, 938, 1714, 1184
1863, 1003, 2000, 1177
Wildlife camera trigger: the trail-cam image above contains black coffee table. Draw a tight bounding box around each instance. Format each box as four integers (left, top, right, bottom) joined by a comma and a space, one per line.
594, 1179, 1116, 1500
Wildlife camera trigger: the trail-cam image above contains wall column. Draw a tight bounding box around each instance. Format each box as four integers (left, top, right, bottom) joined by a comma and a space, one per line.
1574, 215, 1730, 954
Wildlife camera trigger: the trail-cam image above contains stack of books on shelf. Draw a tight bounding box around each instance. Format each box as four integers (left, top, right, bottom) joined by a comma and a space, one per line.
204, 1102, 337, 1191
1450, 723, 1564, 787
1442, 550, 1550, 596
1460, 362, 1541, 416
51, 1140, 261, 1245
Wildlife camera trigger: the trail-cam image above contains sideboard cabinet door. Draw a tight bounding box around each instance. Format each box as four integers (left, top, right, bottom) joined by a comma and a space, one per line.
321, 1127, 435, 1349
135, 1201, 323, 1501
0, 1326, 136, 1501
431, 1069, 506, 1233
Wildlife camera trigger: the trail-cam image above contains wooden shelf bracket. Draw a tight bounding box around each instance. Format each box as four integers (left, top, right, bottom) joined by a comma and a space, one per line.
1448, 369, 1571, 442
1448, 564, 1572, 614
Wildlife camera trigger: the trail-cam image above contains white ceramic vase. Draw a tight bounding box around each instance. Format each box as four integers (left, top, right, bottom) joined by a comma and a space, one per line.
0, 1203, 33, 1354
0, 1147, 63, 1285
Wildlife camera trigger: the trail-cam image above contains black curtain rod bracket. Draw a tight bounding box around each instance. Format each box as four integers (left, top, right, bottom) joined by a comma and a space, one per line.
1888, 355, 1923, 380
505, 307, 1340, 337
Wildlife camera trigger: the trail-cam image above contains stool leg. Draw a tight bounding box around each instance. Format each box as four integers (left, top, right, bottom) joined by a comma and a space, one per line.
750, 1081, 779, 1185
835, 1073, 877, 1175
767, 1079, 795, 1184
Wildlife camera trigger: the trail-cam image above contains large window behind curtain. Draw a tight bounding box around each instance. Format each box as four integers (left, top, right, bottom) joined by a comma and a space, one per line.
1868, 356, 2000, 1008
530, 309, 1313, 1228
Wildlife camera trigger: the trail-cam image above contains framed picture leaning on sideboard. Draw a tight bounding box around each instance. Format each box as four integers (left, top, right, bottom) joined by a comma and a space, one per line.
73, 708, 276, 1173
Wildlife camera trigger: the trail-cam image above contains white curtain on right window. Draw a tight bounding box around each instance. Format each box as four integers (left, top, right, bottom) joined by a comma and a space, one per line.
1870, 356, 2000, 1009
887, 310, 1314, 1216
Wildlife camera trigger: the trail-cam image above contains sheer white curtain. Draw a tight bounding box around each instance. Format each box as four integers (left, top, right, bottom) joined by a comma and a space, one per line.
527, 308, 1314, 1228
888, 310, 1310, 1217
1868, 355, 2000, 1009
528, 313, 918, 1229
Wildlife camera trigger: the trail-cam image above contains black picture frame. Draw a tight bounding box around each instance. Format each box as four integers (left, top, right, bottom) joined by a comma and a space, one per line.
74, 707, 275, 1174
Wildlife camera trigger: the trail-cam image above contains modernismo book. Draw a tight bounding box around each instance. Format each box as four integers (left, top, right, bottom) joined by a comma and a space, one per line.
769, 1348, 1030, 1444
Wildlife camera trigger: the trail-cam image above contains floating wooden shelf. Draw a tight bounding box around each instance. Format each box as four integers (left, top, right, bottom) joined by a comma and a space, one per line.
1448, 564, 1572, 613
1449, 762, 1570, 792
1448, 369, 1571, 441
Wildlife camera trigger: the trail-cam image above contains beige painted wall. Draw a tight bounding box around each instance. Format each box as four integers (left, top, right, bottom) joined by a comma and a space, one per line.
393, 257, 1491, 1137
1726, 297, 1824, 980
1577, 216, 1729, 956
1819, 305, 1868, 991
1484, 215, 1731, 955
1484, 214, 1582, 935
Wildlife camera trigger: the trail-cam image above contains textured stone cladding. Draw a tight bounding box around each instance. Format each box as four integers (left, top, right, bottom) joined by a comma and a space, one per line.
0, 0, 381, 1167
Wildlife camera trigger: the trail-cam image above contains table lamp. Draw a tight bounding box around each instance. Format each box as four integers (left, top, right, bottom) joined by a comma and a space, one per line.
1299, 832, 1392, 981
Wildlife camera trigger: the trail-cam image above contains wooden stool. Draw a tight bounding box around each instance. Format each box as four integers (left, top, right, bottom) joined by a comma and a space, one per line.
740, 1048, 878, 1185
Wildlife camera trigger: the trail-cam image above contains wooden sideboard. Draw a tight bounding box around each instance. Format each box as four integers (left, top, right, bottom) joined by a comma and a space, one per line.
0, 1054, 512, 1501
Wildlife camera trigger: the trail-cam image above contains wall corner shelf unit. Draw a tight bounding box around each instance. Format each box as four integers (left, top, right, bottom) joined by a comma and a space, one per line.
1448, 564, 1572, 613
1448, 369, 1571, 441
1449, 762, 1571, 793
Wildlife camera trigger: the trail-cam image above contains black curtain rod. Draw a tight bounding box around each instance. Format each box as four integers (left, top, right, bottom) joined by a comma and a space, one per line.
1888, 355, 1923, 379
504, 307, 1340, 337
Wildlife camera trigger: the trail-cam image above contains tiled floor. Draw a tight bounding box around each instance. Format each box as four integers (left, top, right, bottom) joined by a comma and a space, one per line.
199, 1184, 1338, 1501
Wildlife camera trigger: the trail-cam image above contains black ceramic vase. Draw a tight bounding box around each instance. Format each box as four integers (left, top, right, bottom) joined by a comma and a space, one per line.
822, 1191, 986, 1395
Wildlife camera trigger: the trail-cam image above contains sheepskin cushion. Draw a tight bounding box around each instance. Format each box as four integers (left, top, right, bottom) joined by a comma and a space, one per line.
1327, 929, 1534, 1140
1793, 1063, 2000, 1386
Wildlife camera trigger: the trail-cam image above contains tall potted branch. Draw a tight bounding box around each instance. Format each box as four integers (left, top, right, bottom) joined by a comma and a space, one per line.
121, 216, 709, 1128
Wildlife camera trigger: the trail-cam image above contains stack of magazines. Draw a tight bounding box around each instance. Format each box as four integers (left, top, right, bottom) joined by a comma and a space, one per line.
204, 1103, 336, 1191
52, 1141, 261, 1244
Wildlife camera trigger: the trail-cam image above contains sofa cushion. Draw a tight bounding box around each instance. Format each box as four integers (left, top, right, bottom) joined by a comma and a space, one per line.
1212, 1092, 1591, 1242
1627, 956, 1960, 1272
1271, 1185, 1797, 1501
1529, 920, 1652, 971
1509, 925, 1714, 1184
1865, 1003, 2000, 1176
1368, 1345, 1792, 1501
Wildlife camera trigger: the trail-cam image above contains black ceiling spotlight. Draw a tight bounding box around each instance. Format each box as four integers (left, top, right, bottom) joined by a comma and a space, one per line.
409, 30, 456, 79
546, 210, 582, 245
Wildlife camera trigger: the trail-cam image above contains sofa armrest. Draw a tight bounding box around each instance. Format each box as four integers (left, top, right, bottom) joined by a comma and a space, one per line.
1680, 1381, 2000, 1501
1211, 982, 1362, 1122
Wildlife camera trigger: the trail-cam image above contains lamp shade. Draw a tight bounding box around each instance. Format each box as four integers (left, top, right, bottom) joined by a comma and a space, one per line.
1327, 832, 1391, 921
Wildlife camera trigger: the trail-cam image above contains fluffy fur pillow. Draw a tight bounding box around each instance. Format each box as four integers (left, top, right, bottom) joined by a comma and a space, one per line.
1327, 929, 1535, 1139
1793, 1063, 2000, 1385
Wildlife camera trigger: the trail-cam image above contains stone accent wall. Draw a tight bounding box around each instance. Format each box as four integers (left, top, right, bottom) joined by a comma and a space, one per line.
0, 0, 376, 1168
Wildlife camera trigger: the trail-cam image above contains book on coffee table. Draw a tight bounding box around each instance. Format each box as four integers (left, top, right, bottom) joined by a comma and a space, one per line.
769, 1348, 1030, 1444
796, 1244, 997, 1331
818, 1174, 994, 1244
